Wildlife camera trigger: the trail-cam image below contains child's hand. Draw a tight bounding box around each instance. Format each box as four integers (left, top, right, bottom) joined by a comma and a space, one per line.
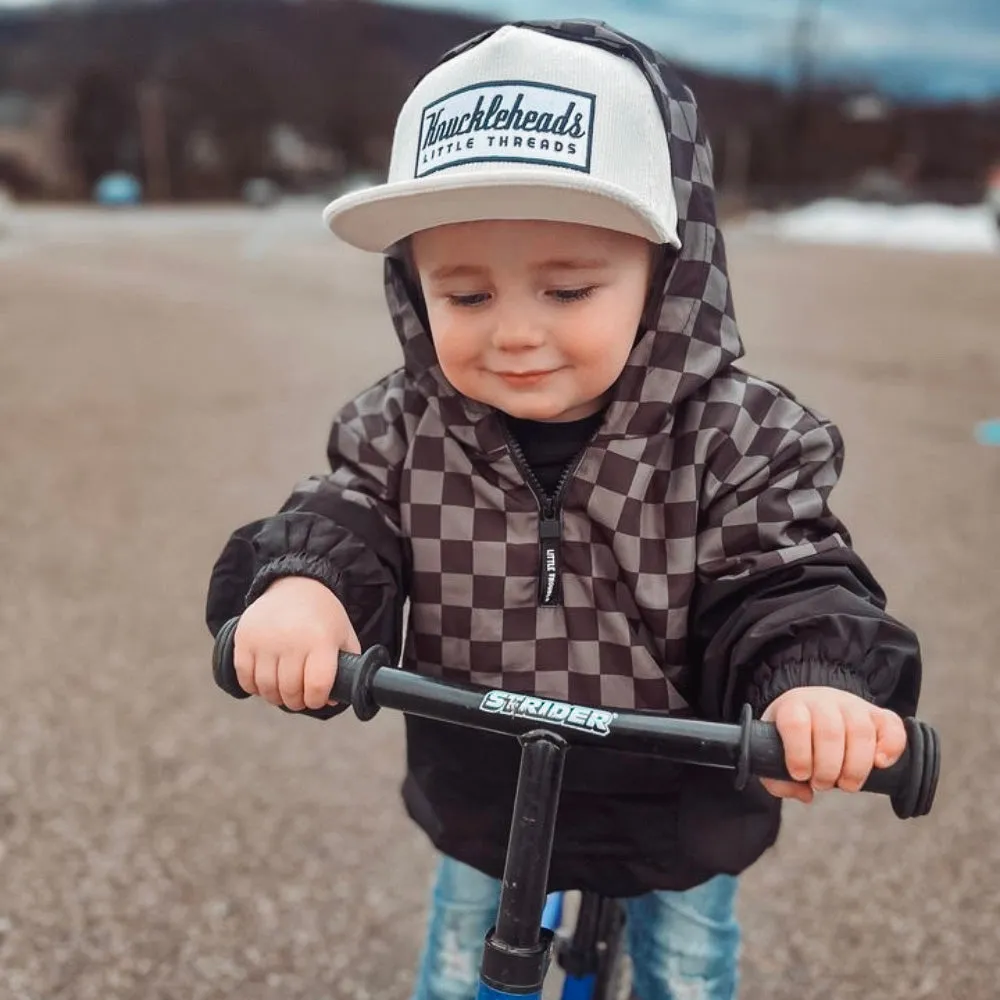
233, 576, 360, 711
760, 687, 907, 804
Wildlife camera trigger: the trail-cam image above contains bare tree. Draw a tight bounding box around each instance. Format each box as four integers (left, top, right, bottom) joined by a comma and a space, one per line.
64, 66, 137, 191
161, 33, 276, 197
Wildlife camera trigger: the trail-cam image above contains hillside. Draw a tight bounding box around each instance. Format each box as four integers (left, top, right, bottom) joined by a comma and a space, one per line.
0, 0, 996, 201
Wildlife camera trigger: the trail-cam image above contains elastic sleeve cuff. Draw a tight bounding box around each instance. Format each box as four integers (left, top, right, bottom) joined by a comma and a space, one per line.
245, 553, 344, 606
745, 659, 873, 718
246, 554, 352, 722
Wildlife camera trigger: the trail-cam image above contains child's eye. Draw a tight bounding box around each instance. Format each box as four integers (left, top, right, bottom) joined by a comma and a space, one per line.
447, 292, 491, 308
549, 286, 597, 303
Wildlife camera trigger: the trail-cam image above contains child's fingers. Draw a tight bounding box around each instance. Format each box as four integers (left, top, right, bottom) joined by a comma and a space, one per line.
837, 710, 877, 792
873, 708, 908, 768
760, 777, 815, 804
774, 699, 814, 782
809, 702, 846, 792
254, 652, 281, 706
277, 654, 306, 712
233, 640, 257, 696
304, 649, 338, 711
343, 623, 362, 656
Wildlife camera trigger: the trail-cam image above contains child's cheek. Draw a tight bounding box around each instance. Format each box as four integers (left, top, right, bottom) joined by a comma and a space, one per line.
571, 332, 631, 392
433, 324, 463, 367
432, 330, 476, 394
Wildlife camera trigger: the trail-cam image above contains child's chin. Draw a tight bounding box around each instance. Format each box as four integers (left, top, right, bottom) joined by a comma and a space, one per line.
469, 385, 590, 422
506, 405, 589, 424
496, 398, 566, 421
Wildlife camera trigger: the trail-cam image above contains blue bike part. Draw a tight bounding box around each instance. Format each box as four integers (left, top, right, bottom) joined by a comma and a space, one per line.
561, 974, 597, 1000
94, 172, 142, 206
542, 892, 564, 931
975, 419, 1000, 446
477, 983, 541, 1000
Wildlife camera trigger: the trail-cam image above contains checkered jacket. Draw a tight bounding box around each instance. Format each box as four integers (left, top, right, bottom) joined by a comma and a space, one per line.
206, 22, 921, 892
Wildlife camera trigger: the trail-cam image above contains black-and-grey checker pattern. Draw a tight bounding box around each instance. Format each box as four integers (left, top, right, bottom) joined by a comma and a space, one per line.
317, 22, 849, 712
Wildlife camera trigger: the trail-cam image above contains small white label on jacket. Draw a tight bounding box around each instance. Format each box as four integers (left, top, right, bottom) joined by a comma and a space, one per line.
416, 81, 596, 178
543, 546, 558, 604
480, 690, 616, 736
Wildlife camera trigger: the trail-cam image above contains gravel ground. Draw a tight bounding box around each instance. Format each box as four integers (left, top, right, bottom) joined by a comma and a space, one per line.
1, 204, 998, 1000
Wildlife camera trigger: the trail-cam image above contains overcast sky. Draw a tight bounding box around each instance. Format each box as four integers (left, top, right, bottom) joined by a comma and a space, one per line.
1, 0, 997, 100
391, 0, 1000, 100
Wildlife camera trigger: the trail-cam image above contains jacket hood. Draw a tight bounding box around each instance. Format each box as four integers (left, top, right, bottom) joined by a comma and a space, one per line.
383, 19, 745, 442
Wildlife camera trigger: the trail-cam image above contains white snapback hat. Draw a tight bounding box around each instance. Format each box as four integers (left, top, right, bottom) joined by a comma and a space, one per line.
323, 25, 680, 252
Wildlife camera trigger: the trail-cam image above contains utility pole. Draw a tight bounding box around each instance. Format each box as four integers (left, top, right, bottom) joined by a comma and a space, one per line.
138, 80, 171, 201
790, 0, 824, 98
785, 0, 823, 190
722, 124, 752, 204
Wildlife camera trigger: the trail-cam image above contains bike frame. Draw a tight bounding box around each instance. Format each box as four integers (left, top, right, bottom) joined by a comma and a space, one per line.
472, 731, 625, 1000
474, 730, 566, 999
547, 892, 626, 1000
209, 620, 941, 998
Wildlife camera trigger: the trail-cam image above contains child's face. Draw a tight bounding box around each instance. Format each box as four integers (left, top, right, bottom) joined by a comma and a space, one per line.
411, 220, 653, 422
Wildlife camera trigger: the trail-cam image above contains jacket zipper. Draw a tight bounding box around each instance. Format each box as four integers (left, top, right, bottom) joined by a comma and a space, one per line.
502, 428, 592, 608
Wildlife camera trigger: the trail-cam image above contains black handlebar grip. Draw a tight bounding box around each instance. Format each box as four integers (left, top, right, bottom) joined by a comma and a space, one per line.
330, 646, 394, 720
746, 715, 940, 819
329, 651, 362, 704
212, 615, 252, 699
211, 615, 393, 719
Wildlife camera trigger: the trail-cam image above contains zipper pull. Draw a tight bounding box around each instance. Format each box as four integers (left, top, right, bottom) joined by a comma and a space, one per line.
538, 506, 562, 607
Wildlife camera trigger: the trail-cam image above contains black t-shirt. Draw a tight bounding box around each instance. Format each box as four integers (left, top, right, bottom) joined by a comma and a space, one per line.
503, 410, 604, 496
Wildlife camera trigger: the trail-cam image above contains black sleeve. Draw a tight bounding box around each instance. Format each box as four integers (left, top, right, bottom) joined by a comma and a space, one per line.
690, 402, 921, 722
205, 372, 414, 719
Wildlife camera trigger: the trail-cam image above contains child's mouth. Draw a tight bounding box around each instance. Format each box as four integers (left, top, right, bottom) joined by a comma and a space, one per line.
496, 370, 558, 387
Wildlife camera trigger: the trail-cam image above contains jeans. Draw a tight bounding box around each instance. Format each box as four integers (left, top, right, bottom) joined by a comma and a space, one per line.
411, 856, 741, 1000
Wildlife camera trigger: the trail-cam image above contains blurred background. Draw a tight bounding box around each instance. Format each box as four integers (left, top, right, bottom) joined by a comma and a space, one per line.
1, 3, 999, 1000
0, 0, 998, 213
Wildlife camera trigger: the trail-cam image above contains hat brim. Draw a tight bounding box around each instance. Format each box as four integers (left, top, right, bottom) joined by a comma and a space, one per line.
323, 169, 680, 252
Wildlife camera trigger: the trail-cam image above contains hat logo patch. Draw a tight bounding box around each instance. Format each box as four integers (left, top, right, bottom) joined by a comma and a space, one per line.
416, 80, 596, 178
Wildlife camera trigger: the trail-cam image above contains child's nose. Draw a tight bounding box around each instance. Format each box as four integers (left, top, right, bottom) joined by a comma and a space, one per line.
491, 316, 546, 352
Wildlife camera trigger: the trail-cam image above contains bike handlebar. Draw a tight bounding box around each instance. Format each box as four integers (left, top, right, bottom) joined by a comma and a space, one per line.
212, 616, 939, 819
